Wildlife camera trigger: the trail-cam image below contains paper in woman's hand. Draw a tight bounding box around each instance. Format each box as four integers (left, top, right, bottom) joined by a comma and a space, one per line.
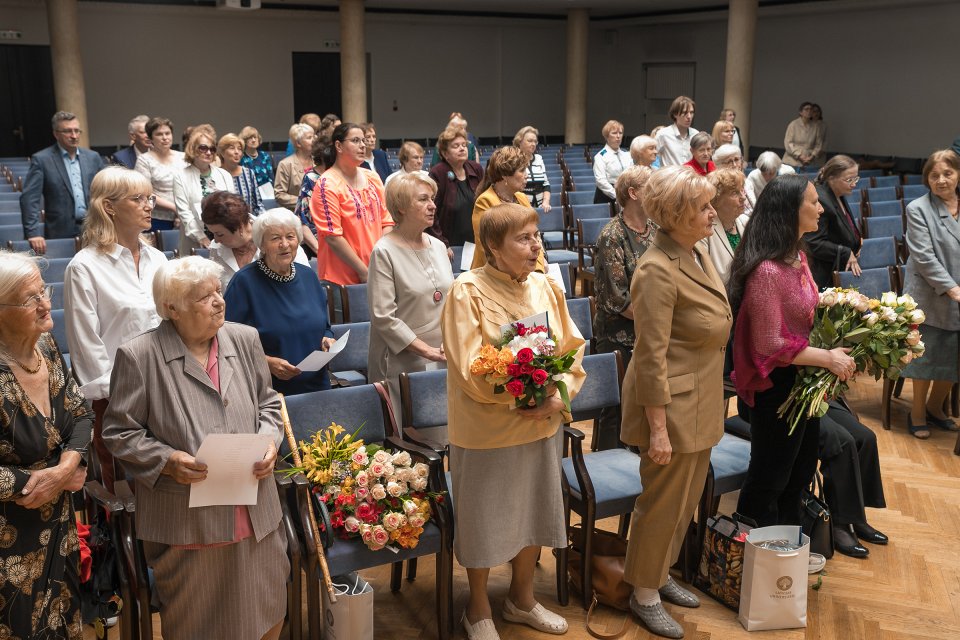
189, 433, 274, 508
296, 330, 350, 371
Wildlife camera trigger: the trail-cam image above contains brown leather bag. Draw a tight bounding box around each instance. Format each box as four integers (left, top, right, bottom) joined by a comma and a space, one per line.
567, 525, 630, 639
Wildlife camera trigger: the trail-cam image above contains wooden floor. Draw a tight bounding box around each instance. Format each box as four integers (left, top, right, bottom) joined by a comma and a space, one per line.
88, 375, 960, 639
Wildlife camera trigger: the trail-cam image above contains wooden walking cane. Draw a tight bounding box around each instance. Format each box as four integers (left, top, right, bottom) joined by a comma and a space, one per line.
279, 394, 337, 603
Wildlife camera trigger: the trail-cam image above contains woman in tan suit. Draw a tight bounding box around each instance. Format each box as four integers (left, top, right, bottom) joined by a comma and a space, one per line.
620, 166, 732, 639
102, 256, 288, 640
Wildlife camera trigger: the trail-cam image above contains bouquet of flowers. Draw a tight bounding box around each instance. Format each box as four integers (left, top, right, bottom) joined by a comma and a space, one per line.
287, 423, 442, 551
778, 288, 926, 434
469, 319, 578, 411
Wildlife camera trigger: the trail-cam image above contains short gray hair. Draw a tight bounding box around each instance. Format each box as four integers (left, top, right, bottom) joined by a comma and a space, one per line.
629, 135, 658, 165
52, 111, 77, 129
713, 144, 742, 164
756, 151, 783, 174
252, 208, 303, 249
153, 256, 224, 320
128, 115, 149, 134
288, 123, 314, 145
0, 251, 42, 306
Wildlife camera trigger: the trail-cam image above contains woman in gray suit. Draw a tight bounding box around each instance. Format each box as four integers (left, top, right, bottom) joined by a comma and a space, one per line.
102, 256, 288, 640
903, 149, 960, 439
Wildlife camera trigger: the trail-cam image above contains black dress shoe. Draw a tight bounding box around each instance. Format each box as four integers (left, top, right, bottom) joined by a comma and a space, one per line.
853, 522, 889, 545
834, 525, 869, 558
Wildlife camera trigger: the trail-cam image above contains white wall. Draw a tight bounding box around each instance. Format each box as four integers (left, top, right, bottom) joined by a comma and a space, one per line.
0, 0, 954, 158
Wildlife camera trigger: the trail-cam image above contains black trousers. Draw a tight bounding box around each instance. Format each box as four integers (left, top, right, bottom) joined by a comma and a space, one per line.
820, 403, 886, 526
736, 366, 820, 527
593, 188, 616, 205
593, 337, 631, 451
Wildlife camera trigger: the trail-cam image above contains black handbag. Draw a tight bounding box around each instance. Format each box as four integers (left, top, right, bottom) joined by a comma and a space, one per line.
800, 473, 834, 559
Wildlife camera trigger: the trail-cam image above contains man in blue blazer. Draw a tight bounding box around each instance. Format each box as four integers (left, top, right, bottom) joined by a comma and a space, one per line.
20, 111, 106, 254
111, 114, 151, 169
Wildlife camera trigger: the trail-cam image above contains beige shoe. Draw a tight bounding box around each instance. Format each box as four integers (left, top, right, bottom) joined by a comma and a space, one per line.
462, 612, 500, 640
502, 598, 569, 635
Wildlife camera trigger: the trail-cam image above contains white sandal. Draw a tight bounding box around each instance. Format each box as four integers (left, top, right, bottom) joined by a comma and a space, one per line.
462, 611, 500, 640
502, 598, 568, 635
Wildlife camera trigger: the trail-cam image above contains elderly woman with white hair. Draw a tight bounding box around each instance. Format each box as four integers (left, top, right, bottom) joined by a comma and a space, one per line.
745, 151, 796, 214
630, 135, 660, 169
368, 172, 454, 407
0, 251, 91, 639
225, 208, 334, 395
713, 144, 752, 217
103, 256, 288, 640
273, 123, 316, 210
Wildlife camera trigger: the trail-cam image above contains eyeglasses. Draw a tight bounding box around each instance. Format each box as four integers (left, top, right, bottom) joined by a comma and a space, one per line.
0, 285, 53, 310
345, 137, 366, 146
56, 128, 82, 135
197, 144, 216, 154
842, 176, 861, 186
127, 194, 157, 208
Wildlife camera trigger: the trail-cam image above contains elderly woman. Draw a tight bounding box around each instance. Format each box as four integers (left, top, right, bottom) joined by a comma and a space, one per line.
310, 123, 394, 287
470, 146, 546, 271
782, 102, 826, 168
902, 150, 960, 439
720, 108, 743, 153
592, 165, 656, 450
368, 173, 454, 407
0, 251, 91, 639
292, 136, 330, 258
513, 125, 552, 211
430, 113, 481, 167
805, 154, 863, 290
219, 133, 265, 216
239, 125, 275, 188
629, 135, 660, 169
683, 132, 715, 176
711, 120, 736, 150
359, 122, 393, 184
745, 151, 796, 213
225, 209, 334, 395
443, 203, 585, 640
135, 116, 185, 231
730, 175, 855, 575
713, 143, 743, 172
700, 168, 748, 286
619, 166, 729, 639
593, 119, 633, 204
103, 257, 288, 640
274, 123, 316, 210
64, 167, 166, 490
384, 140, 428, 189
427, 126, 484, 247
173, 125, 234, 255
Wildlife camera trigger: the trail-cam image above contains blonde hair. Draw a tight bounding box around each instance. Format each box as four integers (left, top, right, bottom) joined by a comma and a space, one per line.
184, 124, 217, 164
707, 168, 745, 207
153, 256, 224, 320
711, 120, 734, 147
398, 141, 425, 165
239, 126, 260, 145
601, 120, 624, 139
289, 123, 314, 146
385, 173, 438, 224
615, 165, 653, 209
217, 133, 243, 161
478, 203, 539, 269
512, 126, 539, 148
299, 113, 321, 131
83, 166, 153, 253
642, 165, 715, 233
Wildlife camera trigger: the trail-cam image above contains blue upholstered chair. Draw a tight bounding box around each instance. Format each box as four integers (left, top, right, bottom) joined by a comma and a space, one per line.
339, 282, 369, 323
449, 245, 464, 276
861, 215, 904, 240
155, 229, 179, 252
537, 205, 569, 250
872, 175, 901, 189
902, 184, 929, 203
865, 186, 899, 202
329, 321, 369, 386
282, 385, 454, 640
576, 218, 608, 295
0, 224, 25, 243
832, 266, 896, 301
866, 199, 903, 219
563, 190, 595, 207
399, 368, 448, 459
50, 308, 70, 371
566, 296, 594, 355
903, 174, 925, 186
857, 237, 898, 269
8, 237, 78, 258
557, 351, 642, 608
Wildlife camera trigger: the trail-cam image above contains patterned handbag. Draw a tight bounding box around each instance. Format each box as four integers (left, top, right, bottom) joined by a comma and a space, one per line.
693, 514, 754, 611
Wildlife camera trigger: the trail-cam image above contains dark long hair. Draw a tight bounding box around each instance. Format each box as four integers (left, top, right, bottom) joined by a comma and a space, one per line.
728, 174, 810, 315
321, 122, 360, 169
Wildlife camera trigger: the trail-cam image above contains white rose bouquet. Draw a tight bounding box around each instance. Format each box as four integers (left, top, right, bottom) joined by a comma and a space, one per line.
778, 288, 927, 434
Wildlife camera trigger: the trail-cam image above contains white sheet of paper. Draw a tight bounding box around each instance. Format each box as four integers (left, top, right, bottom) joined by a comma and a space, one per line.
461, 242, 475, 271
500, 311, 549, 339
546, 263, 567, 293
258, 183, 276, 200
189, 433, 274, 508
295, 330, 350, 372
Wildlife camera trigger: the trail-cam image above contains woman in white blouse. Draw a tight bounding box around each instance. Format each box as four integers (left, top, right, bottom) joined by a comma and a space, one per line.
134, 117, 185, 231
64, 166, 167, 490
592, 119, 633, 204
173, 125, 234, 256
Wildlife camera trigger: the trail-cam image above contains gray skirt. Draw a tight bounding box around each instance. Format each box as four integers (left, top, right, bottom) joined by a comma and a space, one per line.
450, 429, 566, 568
143, 525, 289, 640
903, 324, 958, 382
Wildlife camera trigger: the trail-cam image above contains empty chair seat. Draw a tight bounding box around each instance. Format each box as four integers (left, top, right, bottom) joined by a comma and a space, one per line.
329, 321, 369, 386
862, 216, 904, 240
903, 174, 925, 185
866, 186, 898, 202
8, 238, 78, 259
566, 297, 593, 354
42, 258, 72, 283
902, 184, 929, 203
569, 203, 612, 222
564, 190, 594, 207
873, 175, 901, 189
857, 237, 898, 269
867, 200, 903, 218
0, 225, 25, 244
537, 207, 567, 250
833, 266, 896, 300
859, 168, 884, 178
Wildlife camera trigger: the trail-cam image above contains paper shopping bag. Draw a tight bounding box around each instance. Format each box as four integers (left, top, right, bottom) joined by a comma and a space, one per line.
322, 572, 374, 640
738, 525, 809, 631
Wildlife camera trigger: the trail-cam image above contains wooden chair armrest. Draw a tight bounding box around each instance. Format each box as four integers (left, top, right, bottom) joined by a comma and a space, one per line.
83, 480, 124, 514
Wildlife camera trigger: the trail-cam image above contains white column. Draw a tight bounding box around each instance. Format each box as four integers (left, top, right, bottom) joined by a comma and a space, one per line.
340, 0, 368, 124
723, 0, 758, 153
564, 8, 589, 144
46, 0, 90, 146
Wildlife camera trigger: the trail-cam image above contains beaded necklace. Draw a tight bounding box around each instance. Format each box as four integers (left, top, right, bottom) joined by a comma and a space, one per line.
257, 258, 295, 283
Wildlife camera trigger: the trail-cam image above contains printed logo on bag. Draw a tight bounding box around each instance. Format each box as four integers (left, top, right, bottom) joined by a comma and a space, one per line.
776, 576, 793, 592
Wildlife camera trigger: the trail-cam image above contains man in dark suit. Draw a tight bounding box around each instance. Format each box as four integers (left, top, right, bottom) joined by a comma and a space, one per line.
20, 111, 106, 254
111, 114, 151, 169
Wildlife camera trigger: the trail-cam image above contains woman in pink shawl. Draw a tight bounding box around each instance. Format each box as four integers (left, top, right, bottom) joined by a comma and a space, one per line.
728, 174, 856, 571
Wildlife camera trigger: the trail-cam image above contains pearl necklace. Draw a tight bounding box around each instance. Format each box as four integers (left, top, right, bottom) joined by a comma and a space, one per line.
257, 258, 295, 283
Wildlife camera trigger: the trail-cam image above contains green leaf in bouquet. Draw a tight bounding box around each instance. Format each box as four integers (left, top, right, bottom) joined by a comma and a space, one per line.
874, 353, 890, 368
842, 327, 871, 343
556, 379, 571, 413
494, 385, 505, 395
821, 314, 838, 344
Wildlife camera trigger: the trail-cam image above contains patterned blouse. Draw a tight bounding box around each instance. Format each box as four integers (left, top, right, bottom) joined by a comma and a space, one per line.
293, 168, 321, 237
232, 166, 265, 215
593, 214, 657, 352
240, 151, 275, 187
